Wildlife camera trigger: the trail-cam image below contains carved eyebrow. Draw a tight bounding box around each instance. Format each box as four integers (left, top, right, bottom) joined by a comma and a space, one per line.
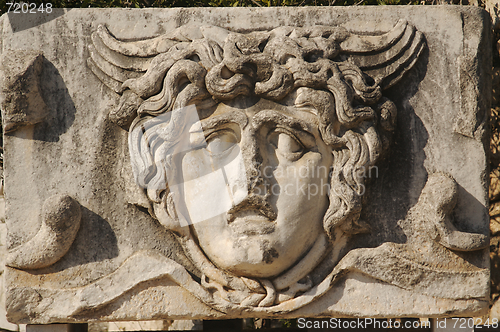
199, 111, 248, 132
251, 109, 316, 135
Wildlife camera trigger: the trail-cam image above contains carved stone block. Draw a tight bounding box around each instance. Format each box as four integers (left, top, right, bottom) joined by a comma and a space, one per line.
0, 50, 50, 133
0, 6, 491, 323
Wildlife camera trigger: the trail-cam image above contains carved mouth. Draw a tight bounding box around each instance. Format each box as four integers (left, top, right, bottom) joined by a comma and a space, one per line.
227, 195, 277, 224
229, 209, 271, 223
227, 209, 277, 235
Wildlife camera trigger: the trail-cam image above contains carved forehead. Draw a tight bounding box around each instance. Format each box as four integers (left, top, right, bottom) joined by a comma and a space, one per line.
203, 95, 324, 131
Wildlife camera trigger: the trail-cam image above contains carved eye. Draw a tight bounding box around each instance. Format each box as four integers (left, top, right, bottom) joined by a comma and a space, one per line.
205, 130, 238, 156
269, 130, 305, 159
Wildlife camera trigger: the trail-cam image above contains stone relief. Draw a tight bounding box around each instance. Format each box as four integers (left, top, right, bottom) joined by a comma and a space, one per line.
7, 194, 81, 270
1, 7, 491, 322
0, 50, 50, 133
81, 20, 486, 314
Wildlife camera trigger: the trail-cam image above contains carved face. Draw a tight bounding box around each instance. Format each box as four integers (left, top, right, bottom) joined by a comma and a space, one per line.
176, 96, 333, 278
122, 23, 407, 284
92, 20, 425, 312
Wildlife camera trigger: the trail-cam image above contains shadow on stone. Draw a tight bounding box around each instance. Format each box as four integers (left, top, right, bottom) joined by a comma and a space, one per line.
66, 206, 120, 266
6, 9, 71, 33
356, 46, 430, 250
31, 57, 77, 142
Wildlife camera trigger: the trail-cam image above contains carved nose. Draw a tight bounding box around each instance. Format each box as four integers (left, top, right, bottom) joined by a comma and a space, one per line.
240, 129, 265, 195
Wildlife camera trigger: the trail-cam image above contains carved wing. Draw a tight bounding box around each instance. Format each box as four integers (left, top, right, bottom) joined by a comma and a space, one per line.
341, 19, 425, 90
87, 20, 424, 126
88, 25, 229, 126
87, 25, 190, 94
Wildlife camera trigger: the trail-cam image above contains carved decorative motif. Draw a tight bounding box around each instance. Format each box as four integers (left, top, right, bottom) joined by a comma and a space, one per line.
81, 21, 485, 313
0, 50, 50, 133
2, 8, 491, 322
7, 194, 81, 270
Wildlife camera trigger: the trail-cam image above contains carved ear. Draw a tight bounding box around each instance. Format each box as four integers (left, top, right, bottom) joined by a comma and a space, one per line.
341, 19, 426, 90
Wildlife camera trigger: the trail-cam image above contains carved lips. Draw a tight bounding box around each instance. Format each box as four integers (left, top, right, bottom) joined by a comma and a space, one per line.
226, 194, 277, 224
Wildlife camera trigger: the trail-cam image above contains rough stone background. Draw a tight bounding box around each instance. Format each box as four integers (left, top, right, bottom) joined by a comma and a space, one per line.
0, 3, 497, 331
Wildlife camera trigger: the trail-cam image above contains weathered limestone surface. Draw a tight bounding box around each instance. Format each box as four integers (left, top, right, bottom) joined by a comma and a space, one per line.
106, 319, 202, 331
0, 199, 19, 332
0, 6, 491, 323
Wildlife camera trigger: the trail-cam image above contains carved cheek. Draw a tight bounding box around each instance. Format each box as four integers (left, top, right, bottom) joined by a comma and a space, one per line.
272, 152, 324, 191
181, 149, 213, 182
180, 147, 247, 224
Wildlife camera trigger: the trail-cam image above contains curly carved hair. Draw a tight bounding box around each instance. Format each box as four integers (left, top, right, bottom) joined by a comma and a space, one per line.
125, 26, 399, 240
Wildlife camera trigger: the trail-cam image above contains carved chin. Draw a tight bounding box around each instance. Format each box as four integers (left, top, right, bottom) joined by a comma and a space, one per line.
208, 239, 286, 278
